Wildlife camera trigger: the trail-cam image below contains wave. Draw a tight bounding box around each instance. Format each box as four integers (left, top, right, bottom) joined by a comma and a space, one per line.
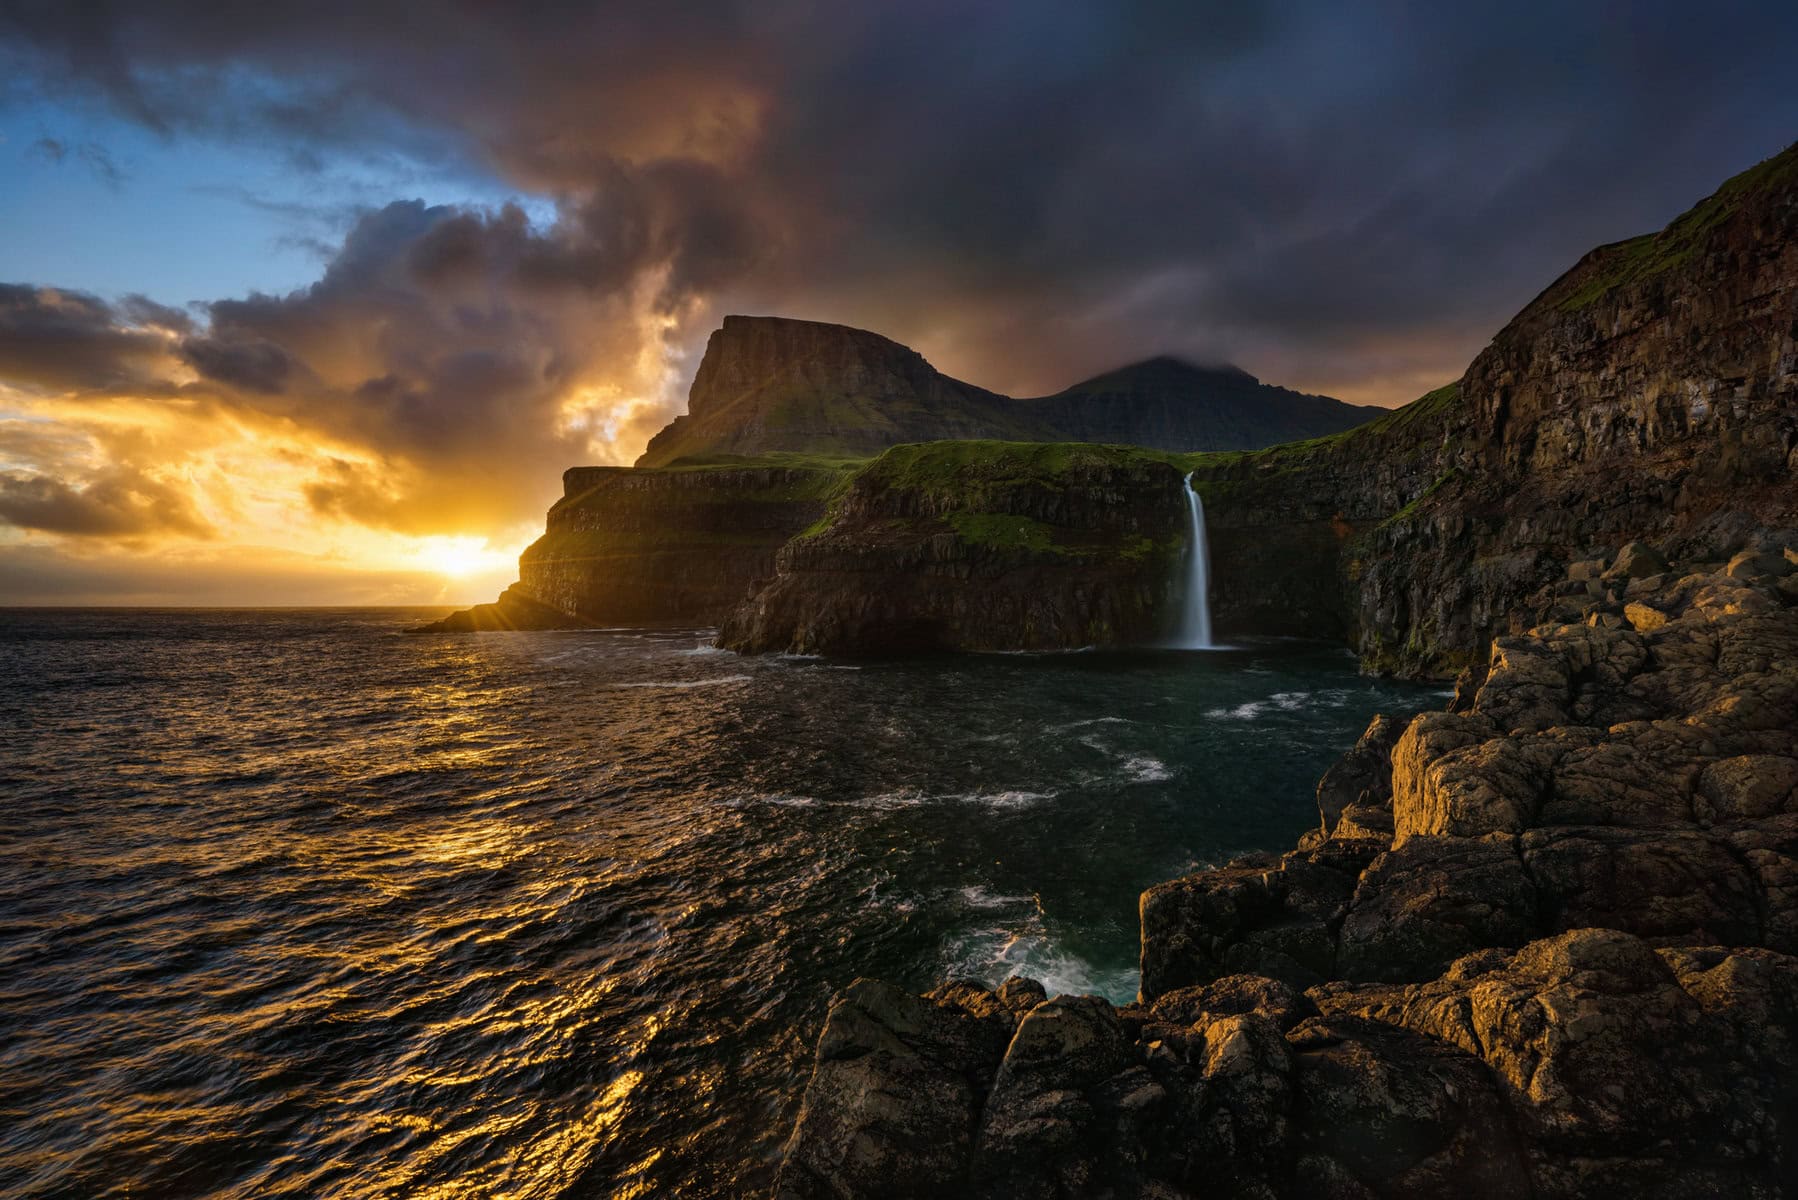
1204, 690, 1313, 720
1117, 756, 1171, 783
608, 675, 753, 689
939, 921, 1137, 1004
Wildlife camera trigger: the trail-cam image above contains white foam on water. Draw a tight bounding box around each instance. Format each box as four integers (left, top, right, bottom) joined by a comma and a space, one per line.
1050, 716, 1133, 733
950, 789, 1056, 809
845, 788, 1054, 810
959, 885, 1025, 909
1204, 690, 1314, 720
940, 922, 1137, 1004
1118, 756, 1172, 783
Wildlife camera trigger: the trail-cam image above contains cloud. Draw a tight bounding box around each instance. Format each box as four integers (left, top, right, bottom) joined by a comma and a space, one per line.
27, 134, 125, 185
0, 283, 179, 391
0, 172, 766, 556
0, 465, 213, 538
0, 1, 1796, 602
5, 2, 1797, 400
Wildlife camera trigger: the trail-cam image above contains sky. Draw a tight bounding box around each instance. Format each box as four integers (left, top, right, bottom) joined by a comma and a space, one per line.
1, 2, 1795, 605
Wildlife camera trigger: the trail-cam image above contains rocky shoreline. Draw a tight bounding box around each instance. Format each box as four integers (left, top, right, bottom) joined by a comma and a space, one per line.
775, 545, 1798, 1198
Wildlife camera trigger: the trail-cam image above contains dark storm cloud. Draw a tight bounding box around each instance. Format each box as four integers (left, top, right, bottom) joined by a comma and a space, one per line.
3, 0, 1797, 430
0, 283, 176, 391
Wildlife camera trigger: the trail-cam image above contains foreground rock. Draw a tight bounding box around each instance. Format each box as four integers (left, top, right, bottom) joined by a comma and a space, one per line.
779, 931, 1798, 1198
778, 557, 1798, 1197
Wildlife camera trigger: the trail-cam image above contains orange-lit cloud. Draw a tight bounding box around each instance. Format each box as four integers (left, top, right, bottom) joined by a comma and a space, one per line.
0, 188, 748, 602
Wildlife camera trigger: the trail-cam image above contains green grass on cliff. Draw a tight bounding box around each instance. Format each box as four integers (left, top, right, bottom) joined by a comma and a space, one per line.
946, 512, 1064, 554
796, 440, 1175, 555
1557, 142, 1798, 312
655, 451, 870, 473
855, 439, 1156, 499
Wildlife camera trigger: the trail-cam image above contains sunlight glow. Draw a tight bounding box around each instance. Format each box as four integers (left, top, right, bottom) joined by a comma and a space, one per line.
410, 535, 514, 579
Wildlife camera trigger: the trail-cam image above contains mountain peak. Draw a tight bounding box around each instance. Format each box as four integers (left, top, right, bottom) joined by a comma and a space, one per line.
1073, 356, 1258, 389
634, 318, 1376, 466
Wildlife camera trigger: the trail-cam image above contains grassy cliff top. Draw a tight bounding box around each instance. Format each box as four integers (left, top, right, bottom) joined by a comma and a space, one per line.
854, 439, 1172, 499
1554, 141, 1798, 312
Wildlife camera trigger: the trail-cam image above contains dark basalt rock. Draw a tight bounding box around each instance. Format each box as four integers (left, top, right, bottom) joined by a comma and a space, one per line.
410, 583, 589, 632
782, 931, 1798, 1198
774, 978, 1015, 1200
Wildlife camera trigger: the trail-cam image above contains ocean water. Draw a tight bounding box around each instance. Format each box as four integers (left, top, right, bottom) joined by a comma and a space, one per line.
0, 609, 1441, 1198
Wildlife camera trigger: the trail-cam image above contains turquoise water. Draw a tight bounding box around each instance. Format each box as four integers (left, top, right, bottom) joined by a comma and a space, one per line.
0, 609, 1440, 1197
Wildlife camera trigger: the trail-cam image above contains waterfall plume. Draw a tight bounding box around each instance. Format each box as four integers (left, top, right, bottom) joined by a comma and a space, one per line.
1174, 472, 1215, 649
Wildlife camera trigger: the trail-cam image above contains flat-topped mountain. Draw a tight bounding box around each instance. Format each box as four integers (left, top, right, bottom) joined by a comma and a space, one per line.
634, 316, 1380, 466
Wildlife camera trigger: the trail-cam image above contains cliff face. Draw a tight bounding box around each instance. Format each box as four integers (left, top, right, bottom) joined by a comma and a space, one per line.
1351, 146, 1798, 675
717, 442, 1187, 654
418, 462, 847, 632
638, 317, 1032, 466
1124, 143, 1798, 675
636, 315, 1380, 467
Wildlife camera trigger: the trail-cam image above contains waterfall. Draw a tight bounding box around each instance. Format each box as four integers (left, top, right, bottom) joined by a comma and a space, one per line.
1174, 472, 1215, 649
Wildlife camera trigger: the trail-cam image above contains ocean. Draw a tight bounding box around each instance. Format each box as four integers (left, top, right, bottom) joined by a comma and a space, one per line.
0, 608, 1439, 1197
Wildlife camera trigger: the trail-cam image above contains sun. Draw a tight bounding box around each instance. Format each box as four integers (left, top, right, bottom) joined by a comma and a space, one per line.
412, 535, 505, 578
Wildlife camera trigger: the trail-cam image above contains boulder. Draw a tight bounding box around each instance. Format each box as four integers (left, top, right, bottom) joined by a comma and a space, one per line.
1288, 1016, 1530, 1196
1623, 599, 1669, 632
1727, 548, 1795, 580
1315, 713, 1407, 835
1336, 835, 1540, 982
1603, 541, 1669, 582
973, 994, 1144, 1196
774, 979, 1014, 1199
1148, 974, 1318, 1033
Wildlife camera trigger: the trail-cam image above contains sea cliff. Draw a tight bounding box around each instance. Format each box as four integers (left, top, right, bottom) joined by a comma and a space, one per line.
717, 442, 1188, 654
730, 144, 1797, 670
416, 459, 849, 632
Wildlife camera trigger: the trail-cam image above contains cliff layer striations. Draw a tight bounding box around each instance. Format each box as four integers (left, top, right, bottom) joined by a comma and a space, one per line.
416, 460, 851, 632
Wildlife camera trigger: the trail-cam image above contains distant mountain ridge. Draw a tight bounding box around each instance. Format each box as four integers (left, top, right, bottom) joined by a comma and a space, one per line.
634, 316, 1382, 466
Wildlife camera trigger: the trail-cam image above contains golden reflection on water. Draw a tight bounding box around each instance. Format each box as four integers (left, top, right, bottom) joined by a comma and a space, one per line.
385, 1071, 645, 1200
